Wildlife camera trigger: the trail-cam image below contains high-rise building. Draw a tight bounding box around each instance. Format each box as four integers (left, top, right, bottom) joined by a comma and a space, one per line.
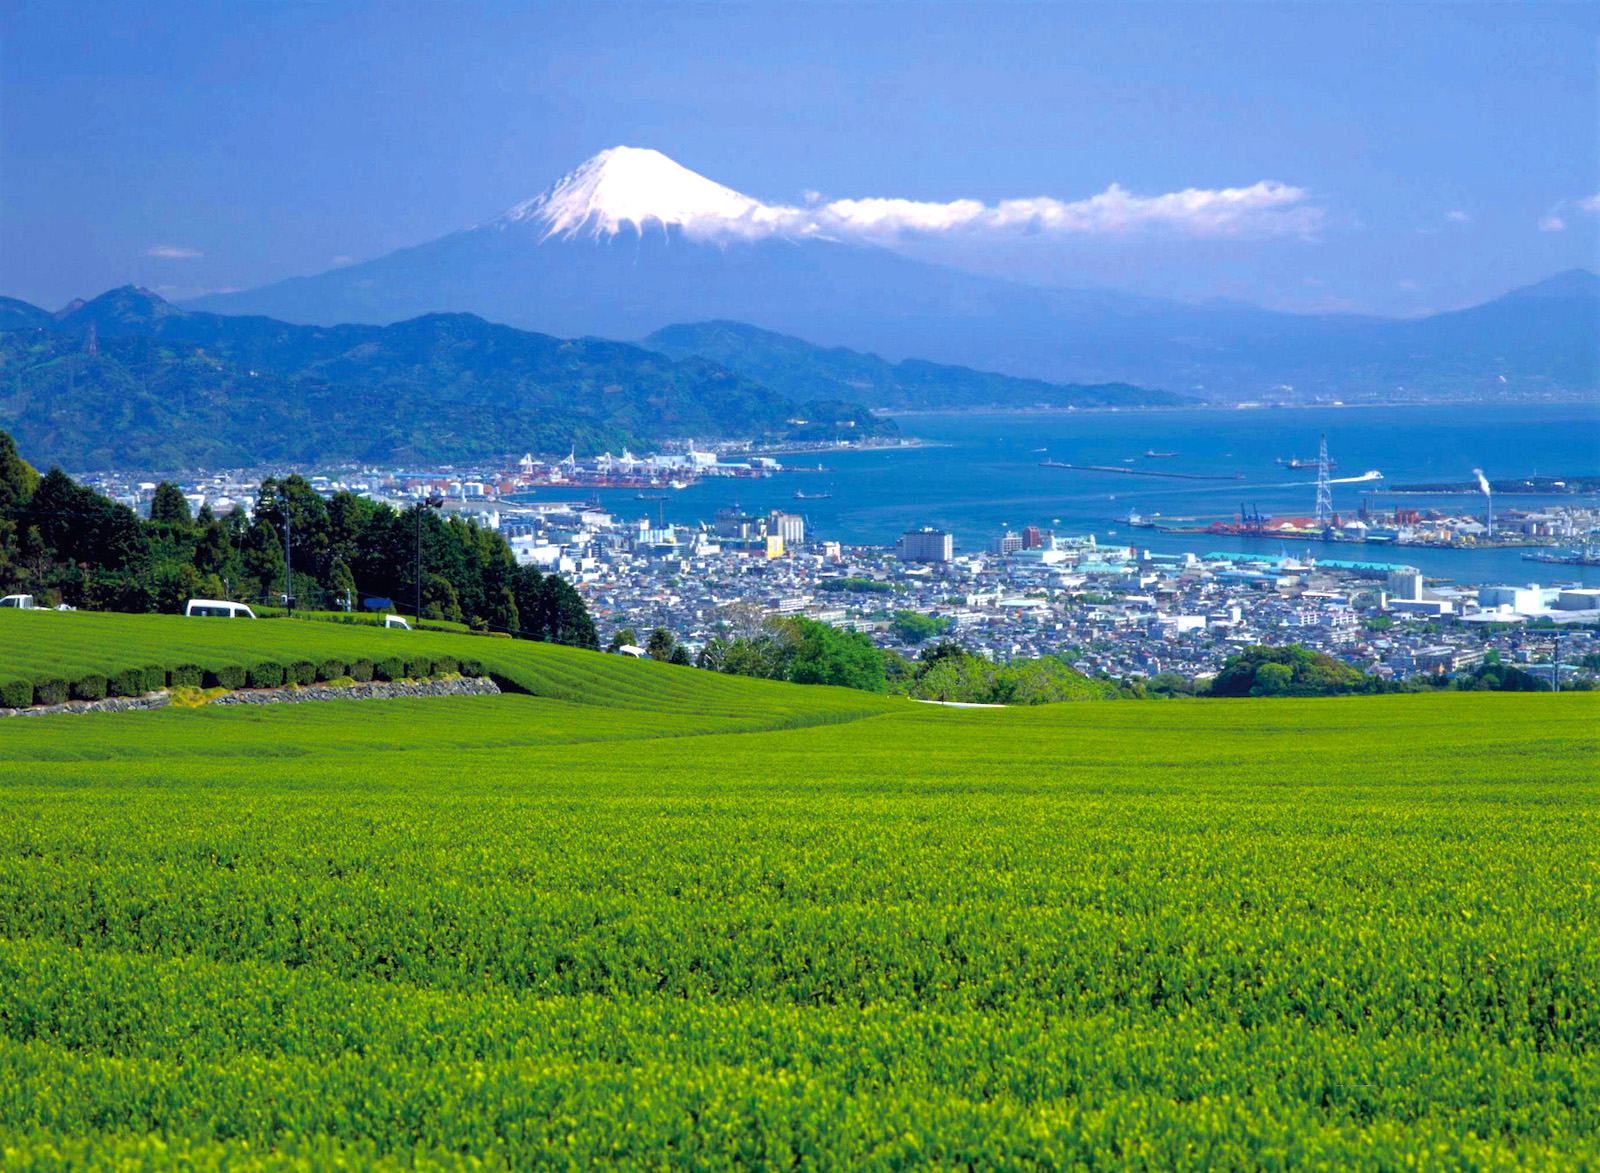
990, 531, 1022, 556
1021, 525, 1043, 549
896, 528, 953, 563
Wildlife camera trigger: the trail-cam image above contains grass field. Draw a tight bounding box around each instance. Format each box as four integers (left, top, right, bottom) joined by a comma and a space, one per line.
1, 614, 1596, 1169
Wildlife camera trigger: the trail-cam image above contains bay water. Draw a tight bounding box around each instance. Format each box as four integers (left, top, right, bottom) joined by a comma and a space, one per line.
526, 403, 1600, 587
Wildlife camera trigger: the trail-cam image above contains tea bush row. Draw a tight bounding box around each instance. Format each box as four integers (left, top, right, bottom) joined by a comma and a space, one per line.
3, 655, 485, 709
0, 684, 1595, 1167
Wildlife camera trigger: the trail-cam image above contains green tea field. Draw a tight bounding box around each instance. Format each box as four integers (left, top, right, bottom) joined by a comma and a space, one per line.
0, 613, 1596, 1170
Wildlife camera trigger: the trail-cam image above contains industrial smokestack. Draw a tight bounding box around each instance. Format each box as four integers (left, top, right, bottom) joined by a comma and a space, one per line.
1473, 469, 1493, 537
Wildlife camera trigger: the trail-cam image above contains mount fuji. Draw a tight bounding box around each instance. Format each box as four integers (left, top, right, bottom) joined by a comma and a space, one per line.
189, 148, 1599, 398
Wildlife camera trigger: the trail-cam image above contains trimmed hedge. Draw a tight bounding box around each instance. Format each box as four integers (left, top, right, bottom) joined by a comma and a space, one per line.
70, 674, 108, 702
247, 661, 286, 689
169, 664, 204, 689
206, 665, 247, 690
108, 668, 147, 698
4, 632, 511, 707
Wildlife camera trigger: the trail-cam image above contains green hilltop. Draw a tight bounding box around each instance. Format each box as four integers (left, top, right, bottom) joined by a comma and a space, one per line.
0, 288, 895, 470
0, 611, 1596, 1168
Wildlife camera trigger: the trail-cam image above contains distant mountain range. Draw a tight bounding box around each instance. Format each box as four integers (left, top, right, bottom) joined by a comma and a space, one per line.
643, 321, 1184, 411
0, 288, 896, 470
188, 147, 1600, 399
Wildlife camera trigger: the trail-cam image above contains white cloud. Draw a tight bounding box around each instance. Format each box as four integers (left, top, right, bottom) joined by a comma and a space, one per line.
1444, 209, 1470, 224
807, 181, 1324, 241
1536, 193, 1599, 231
331, 254, 354, 266
515, 149, 1326, 245
145, 244, 203, 259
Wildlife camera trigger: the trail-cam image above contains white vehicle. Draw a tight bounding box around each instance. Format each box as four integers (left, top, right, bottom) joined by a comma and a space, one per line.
382, 614, 411, 630
0, 594, 37, 609
184, 599, 257, 619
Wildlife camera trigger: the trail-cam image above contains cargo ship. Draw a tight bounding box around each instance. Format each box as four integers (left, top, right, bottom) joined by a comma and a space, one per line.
794, 490, 832, 500
1522, 546, 1600, 567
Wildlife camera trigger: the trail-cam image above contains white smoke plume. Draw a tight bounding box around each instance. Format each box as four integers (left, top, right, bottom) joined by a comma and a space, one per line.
1472, 469, 1492, 497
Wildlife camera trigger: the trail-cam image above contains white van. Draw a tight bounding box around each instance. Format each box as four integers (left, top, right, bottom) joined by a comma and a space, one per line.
0, 594, 37, 609
185, 599, 256, 619
383, 614, 411, 630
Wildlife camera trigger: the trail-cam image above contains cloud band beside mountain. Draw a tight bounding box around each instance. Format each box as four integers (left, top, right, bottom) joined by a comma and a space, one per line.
509, 147, 1325, 246
558, 181, 1325, 244
813, 181, 1322, 240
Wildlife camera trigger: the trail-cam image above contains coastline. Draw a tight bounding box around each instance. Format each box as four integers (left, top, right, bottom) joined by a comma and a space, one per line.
877, 396, 1599, 419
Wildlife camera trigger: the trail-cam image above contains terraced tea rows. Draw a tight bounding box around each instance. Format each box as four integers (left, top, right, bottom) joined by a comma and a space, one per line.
0, 609, 893, 725
0, 615, 1595, 1169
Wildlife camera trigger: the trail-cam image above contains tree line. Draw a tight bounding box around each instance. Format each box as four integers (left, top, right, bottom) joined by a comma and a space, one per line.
0, 431, 597, 647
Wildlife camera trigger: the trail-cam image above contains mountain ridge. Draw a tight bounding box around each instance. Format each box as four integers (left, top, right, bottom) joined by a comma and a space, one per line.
642, 320, 1187, 411
0, 287, 896, 470
185, 148, 1600, 399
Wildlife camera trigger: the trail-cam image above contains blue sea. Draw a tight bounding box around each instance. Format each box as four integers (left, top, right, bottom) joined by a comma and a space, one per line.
525, 403, 1600, 587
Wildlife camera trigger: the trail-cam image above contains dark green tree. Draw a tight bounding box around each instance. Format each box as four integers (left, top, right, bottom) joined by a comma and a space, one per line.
890, 610, 951, 644
646, 627, 676, 661
148, 481, 193, 526
1208, 645, 1373, 698
786, 618, 886, 692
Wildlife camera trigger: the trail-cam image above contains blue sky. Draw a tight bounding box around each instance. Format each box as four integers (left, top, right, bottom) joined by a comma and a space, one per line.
2, 1, 1595, 317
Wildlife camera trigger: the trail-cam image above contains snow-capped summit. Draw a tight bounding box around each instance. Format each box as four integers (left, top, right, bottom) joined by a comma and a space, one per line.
493, 146, 797, 243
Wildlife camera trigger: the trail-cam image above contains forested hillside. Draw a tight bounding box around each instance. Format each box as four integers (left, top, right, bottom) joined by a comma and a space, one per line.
0, 288, 894, 470
645, 320, 1187, 410
0, 430, 595, 643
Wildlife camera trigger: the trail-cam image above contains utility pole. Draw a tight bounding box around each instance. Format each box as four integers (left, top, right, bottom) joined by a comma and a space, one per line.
283, 507, 293, 618
415, 491, 444, 620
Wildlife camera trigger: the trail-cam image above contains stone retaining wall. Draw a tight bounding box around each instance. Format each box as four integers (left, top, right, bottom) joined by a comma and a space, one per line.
0, 675, 501, 718
210, 677, 502, 705
1, 694, 172, 718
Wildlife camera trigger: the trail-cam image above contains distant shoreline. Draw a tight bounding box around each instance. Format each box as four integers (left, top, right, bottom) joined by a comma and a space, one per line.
878, 396, 1599, 419
740, 437, 950, 457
